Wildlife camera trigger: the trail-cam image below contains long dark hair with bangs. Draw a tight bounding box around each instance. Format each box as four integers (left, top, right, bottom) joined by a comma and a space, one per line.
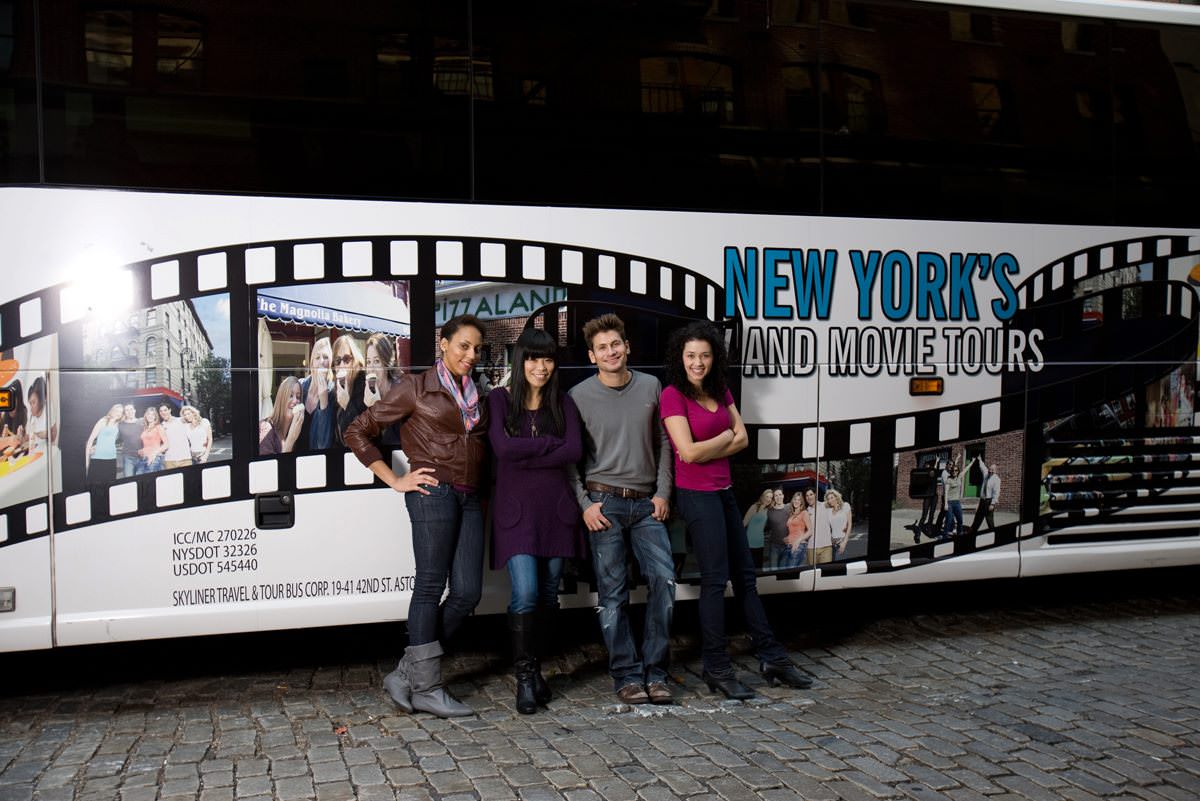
506, 328, 565, 437
664, 321, 729, 402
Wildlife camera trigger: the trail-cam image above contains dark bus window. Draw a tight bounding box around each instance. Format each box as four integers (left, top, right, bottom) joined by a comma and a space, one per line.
0, 0, 38, 183
1111, 22, 1200, 228
472, 1, 822, 214
37, 0, 471, 200
822, 2, 1115, 223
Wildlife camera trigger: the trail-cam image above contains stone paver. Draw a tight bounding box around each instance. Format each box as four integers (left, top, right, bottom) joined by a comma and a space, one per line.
2, 570, 1199, 801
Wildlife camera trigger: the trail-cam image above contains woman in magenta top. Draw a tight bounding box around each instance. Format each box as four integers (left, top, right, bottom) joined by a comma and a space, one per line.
660, 321, 813, 700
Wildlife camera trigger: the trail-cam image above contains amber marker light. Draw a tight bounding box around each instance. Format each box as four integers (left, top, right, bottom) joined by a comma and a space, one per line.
909, 377, 944, 396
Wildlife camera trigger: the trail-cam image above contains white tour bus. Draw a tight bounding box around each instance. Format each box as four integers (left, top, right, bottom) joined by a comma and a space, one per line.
0, 0, 1198, 651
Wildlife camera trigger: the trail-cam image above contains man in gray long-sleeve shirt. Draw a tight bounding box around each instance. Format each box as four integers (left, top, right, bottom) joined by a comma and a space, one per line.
568, 314, 676, 706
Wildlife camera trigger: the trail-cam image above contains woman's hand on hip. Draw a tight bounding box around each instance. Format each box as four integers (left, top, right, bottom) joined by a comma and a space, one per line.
393, 466, 439, 495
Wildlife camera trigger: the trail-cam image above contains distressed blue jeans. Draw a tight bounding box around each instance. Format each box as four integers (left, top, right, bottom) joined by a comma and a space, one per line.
405, 485, 484, 646
587, 491, 676, 690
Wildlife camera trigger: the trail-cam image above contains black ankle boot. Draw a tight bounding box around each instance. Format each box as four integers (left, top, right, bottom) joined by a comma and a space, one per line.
702, 671, 755, 700
509, 613, 538, 714
760, 660, 813, 689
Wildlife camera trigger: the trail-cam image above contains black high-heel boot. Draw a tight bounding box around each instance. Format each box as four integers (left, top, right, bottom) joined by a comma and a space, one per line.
509, 613, 538, 715
760, 660, 813, 689
702, 671, 755, 700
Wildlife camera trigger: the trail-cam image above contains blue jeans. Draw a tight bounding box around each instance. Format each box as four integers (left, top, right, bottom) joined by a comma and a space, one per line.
134, 456, 163, 475
121, 454, 139, 479
405, 485, 484, 646
587, 491, 675, 690
943, 500, 963, 538
506, 555, 563, 615
676, 488, 787, 675
768, 541, 805, 571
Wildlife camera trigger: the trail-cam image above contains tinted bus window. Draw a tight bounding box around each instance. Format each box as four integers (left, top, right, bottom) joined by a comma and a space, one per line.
1111, 21, 1200, 228
472, 2, 823, 214
36, 0, 471, 199
0, 0, 38, 182
821, 2, 1117, 223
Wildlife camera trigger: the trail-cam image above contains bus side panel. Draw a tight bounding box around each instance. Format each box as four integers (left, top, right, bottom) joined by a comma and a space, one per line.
0, 539, 53, 651
52, 491, 418, 647
1020, 536, 1200, 578
814, 544, 1020, 591
1022, 251, 1200, 576
0, 345, 60, 652
813, 361, 1022, 592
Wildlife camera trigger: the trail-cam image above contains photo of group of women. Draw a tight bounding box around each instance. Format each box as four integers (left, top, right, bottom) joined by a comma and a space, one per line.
723, 457, 869, 575
0, 334, 62, 507
63, 296, 232, 491
256, 281, 413, 456
893, 432, 1021, 550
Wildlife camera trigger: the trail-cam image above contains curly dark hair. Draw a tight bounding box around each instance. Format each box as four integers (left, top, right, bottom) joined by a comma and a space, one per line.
664, 321, 728, 402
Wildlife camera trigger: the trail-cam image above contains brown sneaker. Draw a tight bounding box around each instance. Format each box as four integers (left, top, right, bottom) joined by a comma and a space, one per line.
616, 683, 650, 704
646, 681, 673, 705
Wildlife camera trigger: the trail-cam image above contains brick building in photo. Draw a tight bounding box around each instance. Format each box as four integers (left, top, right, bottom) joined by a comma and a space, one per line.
894, 430, 1024, 517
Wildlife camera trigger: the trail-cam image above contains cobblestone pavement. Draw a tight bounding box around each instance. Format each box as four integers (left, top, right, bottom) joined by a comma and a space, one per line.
2, 568, 1199, 801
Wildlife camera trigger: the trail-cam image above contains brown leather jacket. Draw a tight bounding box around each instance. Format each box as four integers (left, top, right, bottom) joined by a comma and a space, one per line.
343, 368, 489, 489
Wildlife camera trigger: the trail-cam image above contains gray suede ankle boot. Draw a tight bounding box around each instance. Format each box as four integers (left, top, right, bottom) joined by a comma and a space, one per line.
406, 641, 473, 718
382, 651, 413, 713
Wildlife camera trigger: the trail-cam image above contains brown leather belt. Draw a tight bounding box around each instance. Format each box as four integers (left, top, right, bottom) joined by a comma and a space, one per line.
586, 481, 652, 499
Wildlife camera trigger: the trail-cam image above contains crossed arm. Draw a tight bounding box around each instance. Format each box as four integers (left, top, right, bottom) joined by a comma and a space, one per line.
661, 402, 749, 465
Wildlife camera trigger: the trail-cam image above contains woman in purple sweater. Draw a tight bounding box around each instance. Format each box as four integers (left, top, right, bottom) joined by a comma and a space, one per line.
487, 328, 583, 714
660, 322, 813, 700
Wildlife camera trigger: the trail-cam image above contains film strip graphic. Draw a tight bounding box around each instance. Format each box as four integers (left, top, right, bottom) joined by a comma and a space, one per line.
0, 234, 725, 549
750, 232, 1200, 578
1030, 234, 1200, 545
0, 228, 1197, 581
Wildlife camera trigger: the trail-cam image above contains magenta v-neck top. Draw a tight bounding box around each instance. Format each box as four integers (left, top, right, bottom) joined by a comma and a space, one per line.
660, 385, 736, 491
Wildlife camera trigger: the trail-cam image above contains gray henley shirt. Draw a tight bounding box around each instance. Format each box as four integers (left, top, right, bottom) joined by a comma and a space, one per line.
568, 370, 673, 509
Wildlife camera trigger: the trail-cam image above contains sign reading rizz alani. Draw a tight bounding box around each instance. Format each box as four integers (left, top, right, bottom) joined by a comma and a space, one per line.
434, 284, 568, 325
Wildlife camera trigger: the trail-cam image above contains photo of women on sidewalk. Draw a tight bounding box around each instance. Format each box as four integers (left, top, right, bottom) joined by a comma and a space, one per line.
736, 457, 869, 570
66, 294, 231, 491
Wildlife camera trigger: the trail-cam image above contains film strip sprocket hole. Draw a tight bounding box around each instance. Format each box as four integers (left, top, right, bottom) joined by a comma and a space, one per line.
0, 234, 724, 544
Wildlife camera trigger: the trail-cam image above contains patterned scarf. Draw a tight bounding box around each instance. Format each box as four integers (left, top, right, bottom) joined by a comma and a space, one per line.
435, 359, 481, 432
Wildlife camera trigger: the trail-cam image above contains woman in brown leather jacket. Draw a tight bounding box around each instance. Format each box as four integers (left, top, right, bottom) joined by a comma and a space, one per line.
344, 314, 488, 718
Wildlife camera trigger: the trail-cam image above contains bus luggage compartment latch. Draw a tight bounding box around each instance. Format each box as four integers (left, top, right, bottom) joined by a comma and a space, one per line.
255, 493, 294, 529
